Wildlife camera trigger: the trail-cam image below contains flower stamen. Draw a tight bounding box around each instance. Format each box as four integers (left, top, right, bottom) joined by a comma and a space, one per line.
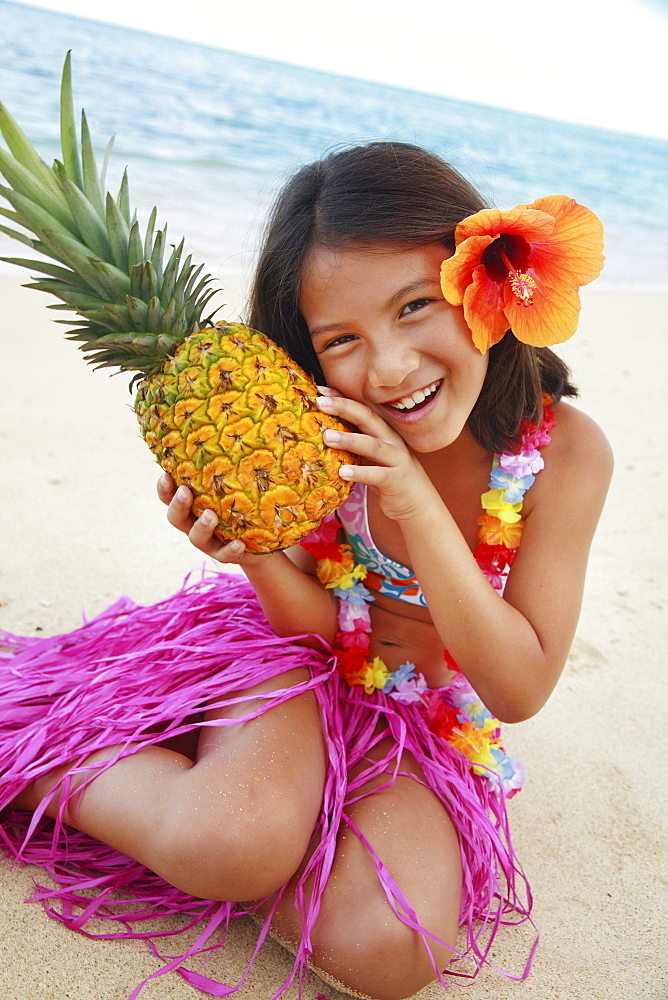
498, 248, 536, 307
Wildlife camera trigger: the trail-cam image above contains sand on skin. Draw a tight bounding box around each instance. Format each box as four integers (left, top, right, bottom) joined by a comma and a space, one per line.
0, 273, 667, 999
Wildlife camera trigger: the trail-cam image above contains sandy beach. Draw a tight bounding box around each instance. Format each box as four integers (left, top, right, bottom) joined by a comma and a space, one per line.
1, 271, 667, 999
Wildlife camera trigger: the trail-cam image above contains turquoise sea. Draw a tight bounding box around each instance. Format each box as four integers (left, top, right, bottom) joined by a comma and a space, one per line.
1, 0, 667, 290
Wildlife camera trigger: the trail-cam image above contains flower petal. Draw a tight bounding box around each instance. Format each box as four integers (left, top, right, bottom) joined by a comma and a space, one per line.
504, 275, 582, 347
440, 234, 496, 305
455, 205, 556, 245
524, 195, 605, 286
462, 265, 510, 353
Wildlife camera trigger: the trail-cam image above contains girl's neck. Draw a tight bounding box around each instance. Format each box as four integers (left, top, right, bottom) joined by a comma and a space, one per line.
415, 423, 492, 487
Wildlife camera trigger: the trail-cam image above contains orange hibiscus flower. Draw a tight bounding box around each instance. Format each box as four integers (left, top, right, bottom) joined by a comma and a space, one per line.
440, 195, 605, 353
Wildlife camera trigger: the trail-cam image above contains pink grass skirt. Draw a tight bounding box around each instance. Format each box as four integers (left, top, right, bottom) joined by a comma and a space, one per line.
0, 571, 535, 998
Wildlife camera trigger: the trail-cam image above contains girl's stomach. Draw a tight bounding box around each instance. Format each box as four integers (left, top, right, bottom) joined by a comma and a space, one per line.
367, 600, 456, 690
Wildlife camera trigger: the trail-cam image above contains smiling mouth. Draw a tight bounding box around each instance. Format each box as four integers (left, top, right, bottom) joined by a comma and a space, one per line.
384, 380, 442, 412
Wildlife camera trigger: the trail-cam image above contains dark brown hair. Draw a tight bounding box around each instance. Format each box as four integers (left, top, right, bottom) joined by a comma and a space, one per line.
248, 141, 577, 452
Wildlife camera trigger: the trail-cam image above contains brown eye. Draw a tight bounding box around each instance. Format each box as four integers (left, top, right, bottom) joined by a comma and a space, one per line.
320, 333, 357, 351
400, 298, 432, 316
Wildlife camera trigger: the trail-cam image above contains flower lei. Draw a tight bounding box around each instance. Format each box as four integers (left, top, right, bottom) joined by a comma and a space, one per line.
300, 400, 553, 795
475, 397, 555, 591
301, 517, 423, 700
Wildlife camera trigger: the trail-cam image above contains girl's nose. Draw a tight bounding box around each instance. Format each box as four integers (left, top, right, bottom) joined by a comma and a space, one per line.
367, 338, 420, 389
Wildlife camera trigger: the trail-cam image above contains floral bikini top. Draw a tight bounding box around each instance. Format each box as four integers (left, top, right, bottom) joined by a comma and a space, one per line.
335, 401, 555, 605
335, 484, 428, 606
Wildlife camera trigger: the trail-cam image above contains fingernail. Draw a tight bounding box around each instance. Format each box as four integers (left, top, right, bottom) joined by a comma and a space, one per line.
323, 428, 340, 444
159, 472, 170, 488
339, 465, 354, 479
316, 395, 335, 411
200, 509, 217, 526
176, 485, 190, 502
316, 384, 334, 395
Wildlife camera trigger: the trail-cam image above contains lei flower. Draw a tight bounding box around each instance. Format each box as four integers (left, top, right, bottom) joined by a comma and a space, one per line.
481, 487, 523, 523
476, 514, 524, 550
475, 400, 554, 590
301, 518, 433, 705
488, 467, 535, 504
440, 195, 604, 353
498, 448, 544, 479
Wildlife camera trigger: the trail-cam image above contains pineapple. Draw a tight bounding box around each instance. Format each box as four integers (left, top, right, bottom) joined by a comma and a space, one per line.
0, 55, 353, 553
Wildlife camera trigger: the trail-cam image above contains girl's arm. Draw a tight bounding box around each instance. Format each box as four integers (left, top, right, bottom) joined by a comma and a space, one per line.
318, 396, 613, 722
157, 476, 338, 644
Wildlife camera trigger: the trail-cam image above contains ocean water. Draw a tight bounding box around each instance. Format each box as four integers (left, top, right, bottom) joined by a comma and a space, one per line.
1, 0, 666, 293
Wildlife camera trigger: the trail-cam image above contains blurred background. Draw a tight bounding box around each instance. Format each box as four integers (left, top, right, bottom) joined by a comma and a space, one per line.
1, 0, 667, 296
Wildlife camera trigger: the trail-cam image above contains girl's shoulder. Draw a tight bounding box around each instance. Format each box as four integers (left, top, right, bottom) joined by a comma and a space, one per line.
546, 399, 612, 472
524, 400, 613, 517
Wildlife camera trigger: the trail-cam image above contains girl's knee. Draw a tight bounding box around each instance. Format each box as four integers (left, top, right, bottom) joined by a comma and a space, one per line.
312, 890, 459, 1000
160, 798, 313, 901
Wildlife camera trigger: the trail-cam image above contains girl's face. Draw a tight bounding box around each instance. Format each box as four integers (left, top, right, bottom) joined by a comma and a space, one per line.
299, 243, 489, 453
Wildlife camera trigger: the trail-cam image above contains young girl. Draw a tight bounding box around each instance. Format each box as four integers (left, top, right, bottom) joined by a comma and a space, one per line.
1, 142, 612, 1000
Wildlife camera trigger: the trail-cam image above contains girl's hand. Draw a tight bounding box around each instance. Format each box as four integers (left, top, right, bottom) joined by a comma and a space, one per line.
316, 391, 438, 522
157, 473, 271, 566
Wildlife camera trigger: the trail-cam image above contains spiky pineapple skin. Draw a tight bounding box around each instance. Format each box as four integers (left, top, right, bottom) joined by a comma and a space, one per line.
0, 56, 355, 553
135, 322, 353, 553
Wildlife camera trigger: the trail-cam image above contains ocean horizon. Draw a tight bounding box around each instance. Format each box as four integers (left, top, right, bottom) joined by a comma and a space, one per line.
1, 0, 667, 293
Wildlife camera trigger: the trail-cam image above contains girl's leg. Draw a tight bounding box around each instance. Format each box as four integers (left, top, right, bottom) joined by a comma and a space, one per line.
14, 666, 326, 902
264, 738, 463, 1000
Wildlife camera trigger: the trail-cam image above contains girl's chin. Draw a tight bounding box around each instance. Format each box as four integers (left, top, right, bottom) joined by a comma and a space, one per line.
401, 427, 461, 454
388, 405, 472, 454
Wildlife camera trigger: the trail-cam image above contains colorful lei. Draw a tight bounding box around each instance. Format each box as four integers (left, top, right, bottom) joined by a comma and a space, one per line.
301, 402, 554, 796
475, 398, 555, 592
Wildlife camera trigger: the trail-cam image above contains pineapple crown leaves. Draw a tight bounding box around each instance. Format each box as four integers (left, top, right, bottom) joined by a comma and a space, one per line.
0, 52, 218, 379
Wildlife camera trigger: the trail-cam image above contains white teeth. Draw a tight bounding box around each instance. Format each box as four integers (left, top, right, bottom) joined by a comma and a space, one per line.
392, 381, 440, 411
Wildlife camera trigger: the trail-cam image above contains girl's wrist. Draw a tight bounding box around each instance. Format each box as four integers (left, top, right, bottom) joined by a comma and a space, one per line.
393, 482, 445, 529
240, 550, 309, 593
240, 550, 280, 576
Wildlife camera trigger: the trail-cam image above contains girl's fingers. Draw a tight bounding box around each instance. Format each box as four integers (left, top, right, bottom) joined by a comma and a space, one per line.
187, 506, 219, 550
158, 473, 231, 554
166, 483, 197, 533
157, 471, 176, 505
210, 539, 250, 564
339, 461, 432, 523
196, 524, 247, 563
318, 393, 412, 478
338, 462, 407, 488
317, 393, 400, 444
315, 384, 344, 398
184, 504, 238, 561
169, 491, 247, 562
323, 426, 402, 467
163, 478, 251, 563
